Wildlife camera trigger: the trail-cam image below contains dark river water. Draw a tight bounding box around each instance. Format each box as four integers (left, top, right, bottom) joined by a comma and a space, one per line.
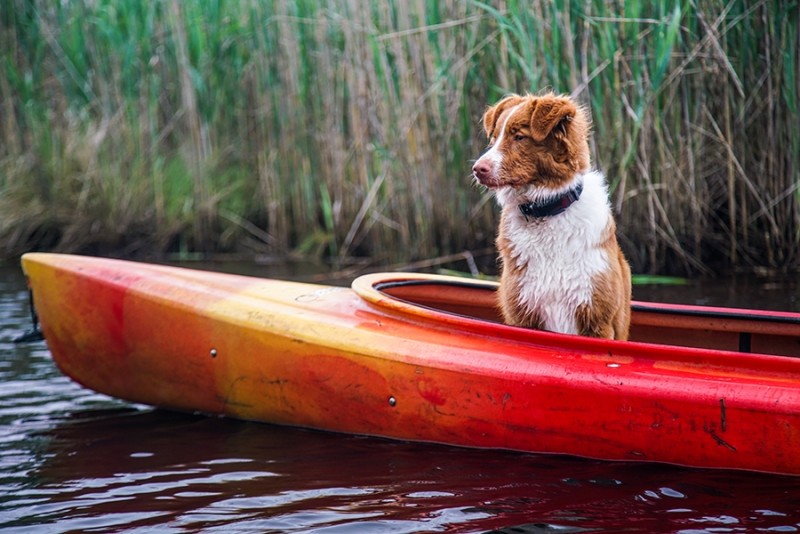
2, 259, 800, 533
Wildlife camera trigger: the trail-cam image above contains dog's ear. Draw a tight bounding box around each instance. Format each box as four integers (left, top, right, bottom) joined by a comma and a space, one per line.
482, 95, 522, 139
529, 96, 577, 143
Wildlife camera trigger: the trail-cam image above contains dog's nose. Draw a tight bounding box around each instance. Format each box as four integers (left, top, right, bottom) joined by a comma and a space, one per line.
472, 161, 491, 180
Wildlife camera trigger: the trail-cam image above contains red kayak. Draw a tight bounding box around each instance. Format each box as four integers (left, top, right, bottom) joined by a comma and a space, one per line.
21, 253, 800, 474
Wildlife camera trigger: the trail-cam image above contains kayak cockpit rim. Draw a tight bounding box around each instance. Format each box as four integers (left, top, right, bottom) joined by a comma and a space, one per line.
352, 272, 503, 325
352, 272, 800, 358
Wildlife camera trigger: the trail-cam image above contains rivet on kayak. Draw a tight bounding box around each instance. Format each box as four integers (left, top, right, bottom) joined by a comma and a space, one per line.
210, 348, 218, 358
388, 396, 397, 407
607, 362, 620, 368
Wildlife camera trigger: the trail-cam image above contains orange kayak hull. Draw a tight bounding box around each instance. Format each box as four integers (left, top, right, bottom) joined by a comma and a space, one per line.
21, 253, 800, 475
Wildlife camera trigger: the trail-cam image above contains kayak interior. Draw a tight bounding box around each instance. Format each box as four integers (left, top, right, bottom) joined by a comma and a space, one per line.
372, 278, 800, 358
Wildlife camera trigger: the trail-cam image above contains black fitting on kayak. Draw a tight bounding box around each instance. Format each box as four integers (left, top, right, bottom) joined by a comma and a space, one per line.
13, 289, 45, 343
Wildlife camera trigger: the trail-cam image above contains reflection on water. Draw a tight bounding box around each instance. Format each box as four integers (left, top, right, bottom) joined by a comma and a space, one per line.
8, 406, 800, 533
2, 262, 800, 532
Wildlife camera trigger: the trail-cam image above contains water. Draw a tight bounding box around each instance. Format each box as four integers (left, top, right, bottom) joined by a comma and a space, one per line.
2, 261, 800, 533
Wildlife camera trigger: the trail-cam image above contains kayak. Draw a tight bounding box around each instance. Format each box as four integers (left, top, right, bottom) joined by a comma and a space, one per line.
20, 253, 800, 475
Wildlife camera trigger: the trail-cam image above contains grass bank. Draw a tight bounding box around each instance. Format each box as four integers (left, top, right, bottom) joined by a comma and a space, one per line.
1, 0, 798, 274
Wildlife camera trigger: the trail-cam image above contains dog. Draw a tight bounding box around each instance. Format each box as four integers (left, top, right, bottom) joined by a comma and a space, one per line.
472, 92, 631, 340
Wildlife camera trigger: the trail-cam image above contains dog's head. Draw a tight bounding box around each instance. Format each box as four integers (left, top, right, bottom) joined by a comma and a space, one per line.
472, 93, 591, 191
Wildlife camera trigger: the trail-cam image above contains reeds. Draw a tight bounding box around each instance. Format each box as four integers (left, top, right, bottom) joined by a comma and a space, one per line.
1, 0, 798, 274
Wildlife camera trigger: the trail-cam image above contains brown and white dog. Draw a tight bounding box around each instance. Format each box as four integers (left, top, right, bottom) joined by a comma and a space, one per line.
472, 92, 631, 340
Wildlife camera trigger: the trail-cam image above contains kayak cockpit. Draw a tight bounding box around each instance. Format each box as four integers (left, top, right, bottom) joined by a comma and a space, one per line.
353, 273, 800, 357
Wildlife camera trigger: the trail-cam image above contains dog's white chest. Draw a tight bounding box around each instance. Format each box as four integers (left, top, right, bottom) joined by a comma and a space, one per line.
508, 232, 608, 334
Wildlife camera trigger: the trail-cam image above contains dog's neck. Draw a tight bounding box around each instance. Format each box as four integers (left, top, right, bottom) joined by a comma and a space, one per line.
518, 182, 583, 221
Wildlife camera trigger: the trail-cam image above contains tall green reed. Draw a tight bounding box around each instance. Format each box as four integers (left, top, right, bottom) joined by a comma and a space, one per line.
1, 0, 797, 274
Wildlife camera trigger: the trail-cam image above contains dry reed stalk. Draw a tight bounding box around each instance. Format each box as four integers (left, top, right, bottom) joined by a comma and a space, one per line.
169, 0, 210, 247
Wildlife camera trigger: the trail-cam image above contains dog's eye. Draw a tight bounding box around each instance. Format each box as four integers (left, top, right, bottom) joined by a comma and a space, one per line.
513, 134, 527, 142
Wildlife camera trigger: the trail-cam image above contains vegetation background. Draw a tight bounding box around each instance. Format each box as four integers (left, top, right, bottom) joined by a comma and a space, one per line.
1, 0, 798, 275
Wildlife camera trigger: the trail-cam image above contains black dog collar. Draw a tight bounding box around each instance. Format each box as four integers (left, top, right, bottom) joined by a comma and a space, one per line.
518, 183, 583, 221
